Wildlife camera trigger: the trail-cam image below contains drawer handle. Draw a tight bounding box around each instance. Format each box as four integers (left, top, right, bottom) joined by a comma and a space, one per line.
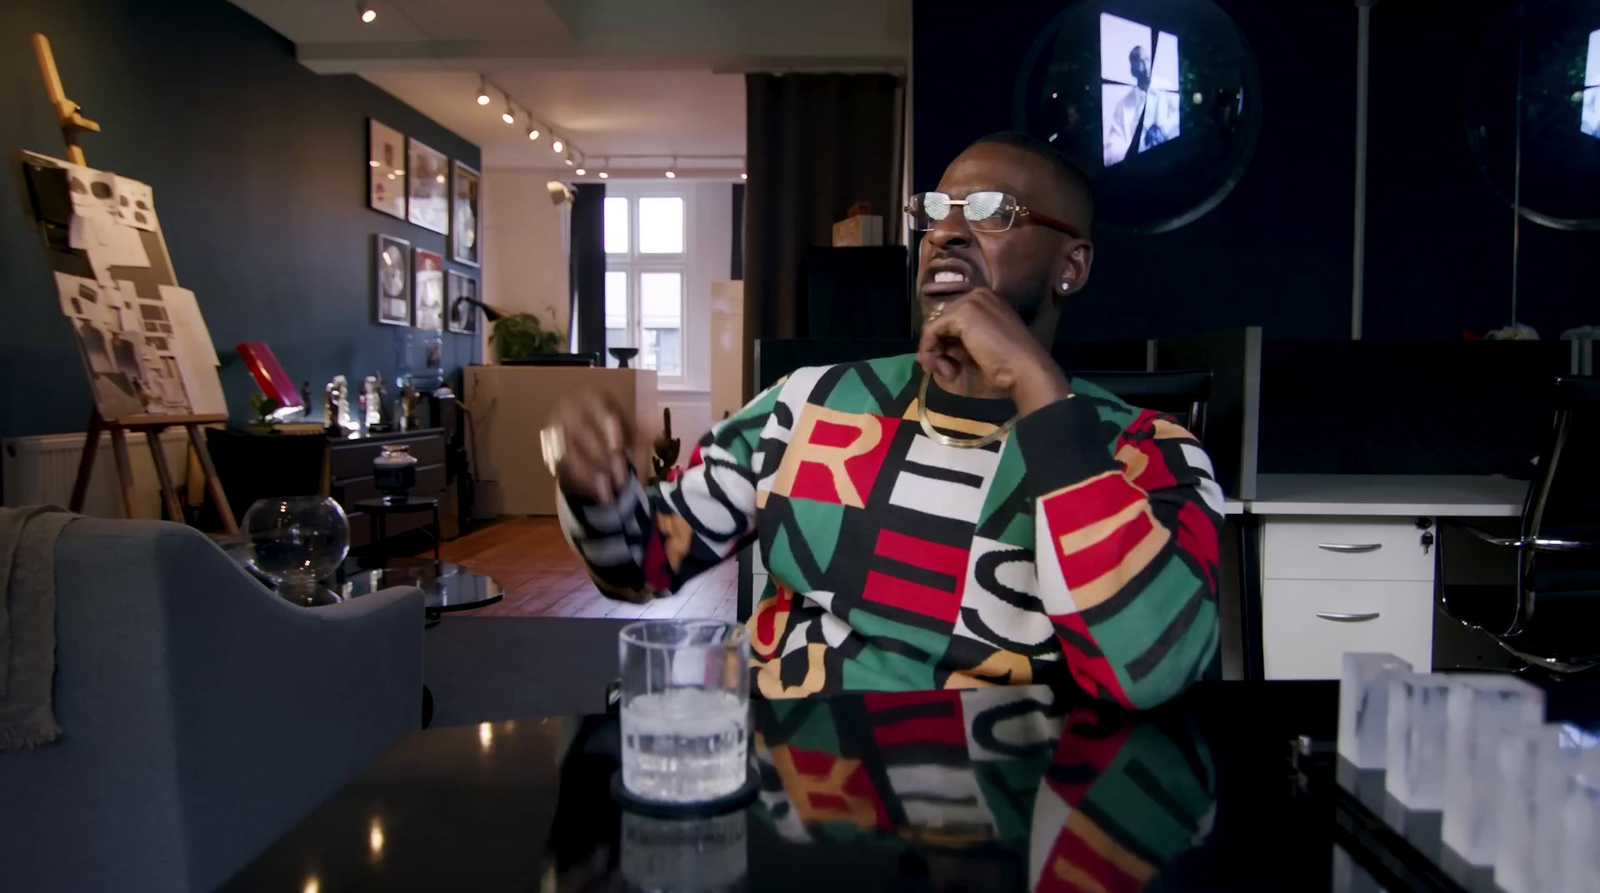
1316, 612, 1381, 623
1316, 543, 1383, 554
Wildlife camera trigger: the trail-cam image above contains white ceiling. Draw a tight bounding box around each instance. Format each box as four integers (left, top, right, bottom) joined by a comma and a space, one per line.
228, 0, 907, 170
362, 69, 746, 168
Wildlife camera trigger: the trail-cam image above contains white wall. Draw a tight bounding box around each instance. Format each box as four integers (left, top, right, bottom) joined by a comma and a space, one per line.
480, 172, 736, 452
481, 167, 571, 351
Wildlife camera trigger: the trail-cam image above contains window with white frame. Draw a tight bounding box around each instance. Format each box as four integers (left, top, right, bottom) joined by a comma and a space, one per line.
603, 185, 687, 379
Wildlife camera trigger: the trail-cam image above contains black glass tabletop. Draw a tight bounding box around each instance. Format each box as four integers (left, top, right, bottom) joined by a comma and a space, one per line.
218, 681, 1411, 892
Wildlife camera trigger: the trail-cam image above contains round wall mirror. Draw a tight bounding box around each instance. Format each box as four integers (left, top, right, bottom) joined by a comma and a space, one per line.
1466, 0, 1600, 230
1012, 0, 1263, 233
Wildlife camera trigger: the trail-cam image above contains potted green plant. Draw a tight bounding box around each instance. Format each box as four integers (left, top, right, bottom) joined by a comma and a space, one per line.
490, 308, 568, 364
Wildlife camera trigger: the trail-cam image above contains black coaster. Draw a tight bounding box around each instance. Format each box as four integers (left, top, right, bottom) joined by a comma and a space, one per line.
609, 769, 760, 818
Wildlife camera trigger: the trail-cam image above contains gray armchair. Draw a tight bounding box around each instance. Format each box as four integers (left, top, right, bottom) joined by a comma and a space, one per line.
0, 518, 424, 892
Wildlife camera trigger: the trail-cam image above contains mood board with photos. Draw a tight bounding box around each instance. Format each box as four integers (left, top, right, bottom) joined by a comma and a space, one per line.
21, 150, 224, 422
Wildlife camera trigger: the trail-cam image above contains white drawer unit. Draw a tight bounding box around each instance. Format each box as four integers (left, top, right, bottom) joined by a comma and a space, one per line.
1262, 579, 1434, 679
1262, 517, 1433, 582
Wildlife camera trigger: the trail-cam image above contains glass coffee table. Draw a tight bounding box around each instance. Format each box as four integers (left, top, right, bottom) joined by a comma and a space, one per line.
337, 556, 503, 619
221, 538, 502, 618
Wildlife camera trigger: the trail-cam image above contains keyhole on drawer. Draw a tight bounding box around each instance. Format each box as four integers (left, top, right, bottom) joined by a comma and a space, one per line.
1420, 531, 1435, 555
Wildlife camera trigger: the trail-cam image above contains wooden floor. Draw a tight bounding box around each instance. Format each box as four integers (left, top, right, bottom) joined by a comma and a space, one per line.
437, 517, 738, 620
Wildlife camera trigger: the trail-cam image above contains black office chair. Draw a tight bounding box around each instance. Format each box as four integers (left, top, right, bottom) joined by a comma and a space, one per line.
1441, 376, 1600, 674
1073, 369, 1213, 443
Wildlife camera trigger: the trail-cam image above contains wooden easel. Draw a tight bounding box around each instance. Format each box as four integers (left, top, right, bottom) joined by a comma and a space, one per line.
68, 412, 239, 535
35, 33, 238, 535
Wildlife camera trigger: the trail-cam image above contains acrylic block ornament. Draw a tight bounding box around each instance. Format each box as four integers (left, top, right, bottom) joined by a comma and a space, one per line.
1441, 674, 1545, 866
1384, 673, 1452, 810
1338, 652, 1413, 769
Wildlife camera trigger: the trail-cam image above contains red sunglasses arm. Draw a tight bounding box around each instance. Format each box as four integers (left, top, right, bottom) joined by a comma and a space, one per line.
1024, 209, 1083, 240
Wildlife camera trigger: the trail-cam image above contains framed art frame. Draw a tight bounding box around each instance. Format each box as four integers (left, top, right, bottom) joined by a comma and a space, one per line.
368, 119, 406, 220
451, 160, 482, 267
406, 138, 449, 234
374, 234, 412, 326
413, 247, 445, 331
446, 270, 479, 334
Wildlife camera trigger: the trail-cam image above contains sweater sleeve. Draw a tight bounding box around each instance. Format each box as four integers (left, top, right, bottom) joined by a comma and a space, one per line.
556, 382, 784, 602
1012, 397, 1225, 709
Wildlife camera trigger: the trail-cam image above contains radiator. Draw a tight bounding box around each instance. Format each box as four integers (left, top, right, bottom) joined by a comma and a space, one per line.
2, 429, 191, 519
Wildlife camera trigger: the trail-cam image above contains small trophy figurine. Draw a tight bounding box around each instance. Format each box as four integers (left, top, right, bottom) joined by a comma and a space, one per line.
650, 407, 680, 485
325, 375, 358, 436
364, 372, 393, 433
398, 379, 420, 431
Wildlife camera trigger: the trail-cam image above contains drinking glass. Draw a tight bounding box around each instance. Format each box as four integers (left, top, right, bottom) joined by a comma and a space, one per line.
619, 619, 750, 803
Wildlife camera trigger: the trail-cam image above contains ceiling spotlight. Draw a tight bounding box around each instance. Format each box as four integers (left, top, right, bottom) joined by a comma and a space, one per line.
476, 76, 490, 106
597, 171, 608, 179
551, 139, 564, 153
740, 172, 748, 180
501, 97, 515, 124
575, 167, 587, 175
665, 171, 676, 179
357, 1, 376, 23
527, 124, 540, 141
564, 153, 575, 167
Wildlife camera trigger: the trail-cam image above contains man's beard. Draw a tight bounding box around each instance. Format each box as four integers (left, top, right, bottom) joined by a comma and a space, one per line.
1007, 283, 1053, 326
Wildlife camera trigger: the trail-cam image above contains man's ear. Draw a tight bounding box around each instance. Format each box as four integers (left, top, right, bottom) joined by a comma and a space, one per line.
1054, 242, 1094, 298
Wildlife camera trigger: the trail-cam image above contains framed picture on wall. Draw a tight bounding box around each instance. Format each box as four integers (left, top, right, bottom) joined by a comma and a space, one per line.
450, 160, 482, 267
367, 119, 406, 220
446, 270, 479, 334
413, 248, 445, 331
374, 234, 412, 326
406, 138, 449, 234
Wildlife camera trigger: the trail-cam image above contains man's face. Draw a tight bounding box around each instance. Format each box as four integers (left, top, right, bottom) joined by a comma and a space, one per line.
1131, 47, 1151, 87
916, 142, 1087, 325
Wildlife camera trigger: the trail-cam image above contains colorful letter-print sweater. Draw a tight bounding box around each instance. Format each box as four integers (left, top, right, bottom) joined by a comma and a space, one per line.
558, 354, 1225, 708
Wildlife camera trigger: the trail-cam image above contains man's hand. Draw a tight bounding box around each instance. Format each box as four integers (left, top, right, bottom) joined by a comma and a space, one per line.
550, 392, 636, 502
916, 289, 1072, 415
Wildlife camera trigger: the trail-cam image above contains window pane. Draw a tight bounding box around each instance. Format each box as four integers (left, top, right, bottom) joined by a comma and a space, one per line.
639, 272, 681, 375
638, 197, 684, 254
604, 197, 629, 254
605, 271, 629, 328
605, 270, 629, 367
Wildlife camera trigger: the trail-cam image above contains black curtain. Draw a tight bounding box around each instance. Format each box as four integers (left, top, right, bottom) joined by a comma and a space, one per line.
731, 183, 745, 281
743, 73, 902, 398
569, 182, 606, 359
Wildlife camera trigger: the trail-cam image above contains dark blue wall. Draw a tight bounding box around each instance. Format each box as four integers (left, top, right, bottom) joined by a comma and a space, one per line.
1, 0, 481, 438
912, 0, 1600, 345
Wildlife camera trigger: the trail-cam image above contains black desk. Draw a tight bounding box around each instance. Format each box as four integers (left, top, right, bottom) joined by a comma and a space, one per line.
220, 680, 1454, 892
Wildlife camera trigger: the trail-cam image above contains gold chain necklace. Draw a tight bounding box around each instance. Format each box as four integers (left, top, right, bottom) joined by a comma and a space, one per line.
916, 370, 1018, 449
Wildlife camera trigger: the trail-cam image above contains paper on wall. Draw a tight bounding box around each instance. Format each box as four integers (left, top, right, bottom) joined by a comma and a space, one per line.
114, 176, 160, 232
154, 285, 224, 414
157, 285, 219, 365
54, 272, 105, 322
69, 206, 150, 274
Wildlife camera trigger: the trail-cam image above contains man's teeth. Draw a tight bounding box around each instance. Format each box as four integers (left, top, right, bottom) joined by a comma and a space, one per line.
933, 271, 966, 284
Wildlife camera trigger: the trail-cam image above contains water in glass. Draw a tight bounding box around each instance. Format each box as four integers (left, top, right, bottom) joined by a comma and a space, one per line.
622, 687, 747, 802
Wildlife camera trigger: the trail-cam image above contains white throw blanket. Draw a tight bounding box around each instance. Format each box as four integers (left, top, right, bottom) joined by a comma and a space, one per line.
0, 506, 78, 751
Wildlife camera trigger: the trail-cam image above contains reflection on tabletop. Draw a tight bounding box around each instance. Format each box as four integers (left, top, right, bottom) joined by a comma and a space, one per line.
546, 685, 1214, 893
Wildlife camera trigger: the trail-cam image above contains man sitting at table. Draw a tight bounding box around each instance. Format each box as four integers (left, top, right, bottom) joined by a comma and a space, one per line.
548, 132, 1224, 708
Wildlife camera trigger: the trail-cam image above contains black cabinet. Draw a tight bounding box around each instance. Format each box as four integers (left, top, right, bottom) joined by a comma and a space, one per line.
207, 427, 448, 551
